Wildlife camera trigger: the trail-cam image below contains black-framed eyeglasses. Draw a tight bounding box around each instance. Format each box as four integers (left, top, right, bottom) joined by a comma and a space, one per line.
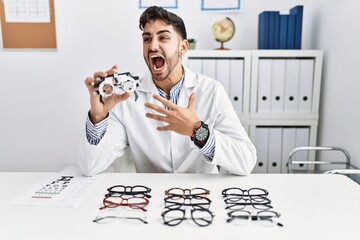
106, 185, 152, 198
161, 207, 215, 227
100, 195, 149, 212
222, 187, 268, 198
227, 209, 283, 227
164, 195, 212, 210
224, 196, 272, 210
93, 209, 148, 224
164, 187, 210, 199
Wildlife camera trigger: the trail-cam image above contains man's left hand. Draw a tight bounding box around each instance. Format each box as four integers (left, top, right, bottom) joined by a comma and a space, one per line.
145, 93, 199, 136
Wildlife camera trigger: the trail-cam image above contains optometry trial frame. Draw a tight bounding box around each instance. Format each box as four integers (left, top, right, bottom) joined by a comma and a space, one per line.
93, 72, 140, 103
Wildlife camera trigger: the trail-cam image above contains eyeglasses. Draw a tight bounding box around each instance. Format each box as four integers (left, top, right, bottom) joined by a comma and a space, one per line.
222, 187, 268, 199
224, 197, 272, 210
93, 209, 148, 224
161, 207, 215, 227
164, 195, 212, 210
164, 187, 209, 199
227, 209, 283, 227
224, 194, 270, 204
100, 195, 149, 211
106, 185, 152, 198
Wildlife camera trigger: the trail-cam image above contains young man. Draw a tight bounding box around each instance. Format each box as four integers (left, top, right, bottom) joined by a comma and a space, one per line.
78, 6, 256, 176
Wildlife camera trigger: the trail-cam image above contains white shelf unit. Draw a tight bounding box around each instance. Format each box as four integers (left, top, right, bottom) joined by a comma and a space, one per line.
249, 50, 323, 173
184, 50, 323, 174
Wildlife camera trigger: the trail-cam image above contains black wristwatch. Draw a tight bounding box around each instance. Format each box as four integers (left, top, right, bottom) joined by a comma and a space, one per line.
191, 121, 210, 148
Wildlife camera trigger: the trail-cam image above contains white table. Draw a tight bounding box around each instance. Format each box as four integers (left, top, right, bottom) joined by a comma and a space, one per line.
1, 172, 360, 240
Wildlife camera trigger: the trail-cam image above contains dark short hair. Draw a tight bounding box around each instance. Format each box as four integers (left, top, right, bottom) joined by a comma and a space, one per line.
139, 6, 187, 40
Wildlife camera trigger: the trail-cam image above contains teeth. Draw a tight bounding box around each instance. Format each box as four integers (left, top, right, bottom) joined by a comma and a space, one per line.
150, 53, 163, 59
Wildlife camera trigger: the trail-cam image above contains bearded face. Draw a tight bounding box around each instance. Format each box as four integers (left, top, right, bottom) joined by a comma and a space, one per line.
142, 20, 187, 81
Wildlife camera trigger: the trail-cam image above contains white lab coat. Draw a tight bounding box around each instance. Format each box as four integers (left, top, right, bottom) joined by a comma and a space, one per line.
77, 67, 257, 176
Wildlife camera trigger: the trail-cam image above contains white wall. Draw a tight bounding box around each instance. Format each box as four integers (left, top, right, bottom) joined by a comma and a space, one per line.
0, 0, 358, 172
315, 0, 360, 169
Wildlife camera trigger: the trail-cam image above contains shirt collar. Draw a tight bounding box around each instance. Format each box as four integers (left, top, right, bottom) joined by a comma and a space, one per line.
157, 75, 185, 102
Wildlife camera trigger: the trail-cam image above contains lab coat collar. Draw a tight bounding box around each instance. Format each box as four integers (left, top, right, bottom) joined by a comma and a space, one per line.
183, 66, 197, 92
136, 66, 197, 97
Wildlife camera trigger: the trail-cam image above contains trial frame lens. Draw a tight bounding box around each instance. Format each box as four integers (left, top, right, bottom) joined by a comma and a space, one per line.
121, 79, 137, 92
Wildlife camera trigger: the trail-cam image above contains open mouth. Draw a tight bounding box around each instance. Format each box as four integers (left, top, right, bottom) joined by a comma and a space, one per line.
150, 54, 165, 72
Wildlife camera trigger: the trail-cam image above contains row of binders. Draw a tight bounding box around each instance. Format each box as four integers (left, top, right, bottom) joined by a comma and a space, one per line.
252, 126, 309, 174
257, 58, 314, 113
187, 56, 316, 114
258, 5, 303, 49
187, 58, 244, 113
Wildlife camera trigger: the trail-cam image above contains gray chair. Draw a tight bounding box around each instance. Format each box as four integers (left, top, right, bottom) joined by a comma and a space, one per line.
287, 146, 360, 174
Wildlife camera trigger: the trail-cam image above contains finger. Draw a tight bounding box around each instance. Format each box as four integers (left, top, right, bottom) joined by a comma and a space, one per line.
114, 92, 131, 103
157, 125, 171, 131
85, 77, 96, 92
93, 65, 118, 79
145, 112, 169, 122
188, 92, 196, 109
144, 102, 170, 115
93, 71, 108, 79
101, 92, 131, 105
152, 94, 178, 110
105, 64, 119, 75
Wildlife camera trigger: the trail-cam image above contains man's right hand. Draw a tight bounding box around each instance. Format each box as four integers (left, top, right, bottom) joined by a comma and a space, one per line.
84, 65, 131, 124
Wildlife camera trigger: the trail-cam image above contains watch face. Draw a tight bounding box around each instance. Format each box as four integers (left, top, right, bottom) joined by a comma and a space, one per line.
195, 126, 209, 142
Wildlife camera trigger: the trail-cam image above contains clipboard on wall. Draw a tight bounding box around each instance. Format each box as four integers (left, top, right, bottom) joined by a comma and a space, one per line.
0, 0, 56, 49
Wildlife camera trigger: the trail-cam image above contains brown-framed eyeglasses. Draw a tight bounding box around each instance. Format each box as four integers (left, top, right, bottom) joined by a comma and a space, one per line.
164, 187, 210, 199
100, 195, 149, 212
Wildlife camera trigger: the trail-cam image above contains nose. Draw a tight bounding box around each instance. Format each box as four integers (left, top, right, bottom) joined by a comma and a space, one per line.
149, 38, 159, 51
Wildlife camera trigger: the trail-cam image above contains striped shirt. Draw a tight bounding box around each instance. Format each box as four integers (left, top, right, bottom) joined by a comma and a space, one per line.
86, 77, 215, 160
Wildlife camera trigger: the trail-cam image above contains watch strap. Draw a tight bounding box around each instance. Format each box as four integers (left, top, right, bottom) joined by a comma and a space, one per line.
191, 121, 209, 148
191, 121, 201, 139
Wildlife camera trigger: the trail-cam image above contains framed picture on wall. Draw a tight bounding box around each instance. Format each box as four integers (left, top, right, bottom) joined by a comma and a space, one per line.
201, 0, 241, 12
139, 0, 178, 9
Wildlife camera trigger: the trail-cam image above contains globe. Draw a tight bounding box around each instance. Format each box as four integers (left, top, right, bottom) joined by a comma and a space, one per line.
212, 17, 235, 50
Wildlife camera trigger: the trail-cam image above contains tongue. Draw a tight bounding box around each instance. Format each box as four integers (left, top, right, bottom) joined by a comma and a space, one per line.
155, 57, 164, 69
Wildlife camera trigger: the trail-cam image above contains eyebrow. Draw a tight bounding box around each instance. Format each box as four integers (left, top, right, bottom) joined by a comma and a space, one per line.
142, 29, 171, 37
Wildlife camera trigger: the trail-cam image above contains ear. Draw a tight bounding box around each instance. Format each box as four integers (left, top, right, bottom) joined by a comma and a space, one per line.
179, 39, 189, 57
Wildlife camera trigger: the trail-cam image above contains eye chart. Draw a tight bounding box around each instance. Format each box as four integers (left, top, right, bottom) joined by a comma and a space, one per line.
3, 0, 50, 23
9, 174, 104, 207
